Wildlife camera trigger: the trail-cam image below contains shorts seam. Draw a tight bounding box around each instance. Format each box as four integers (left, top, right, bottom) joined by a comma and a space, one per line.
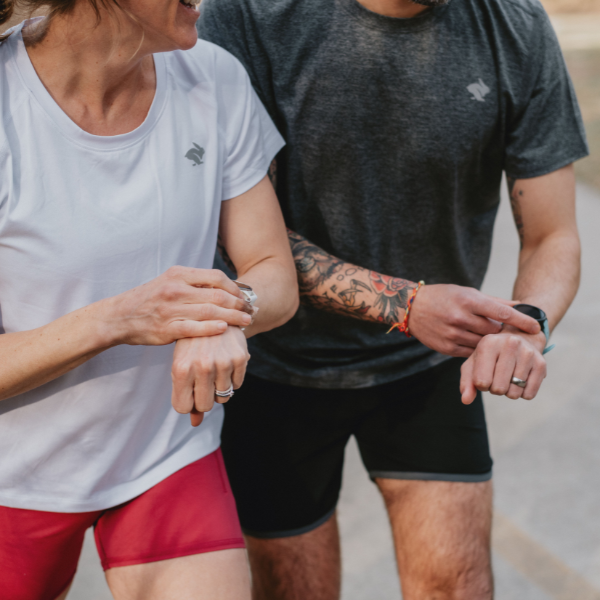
242, 505, 337, 540
369, 469, 493, 483
100, 537, 245, 570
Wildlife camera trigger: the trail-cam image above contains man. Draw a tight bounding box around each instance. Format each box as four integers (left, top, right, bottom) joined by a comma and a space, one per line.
198, 0, 588, 597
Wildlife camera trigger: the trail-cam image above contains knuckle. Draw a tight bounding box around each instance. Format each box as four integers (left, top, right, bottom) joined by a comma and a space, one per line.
506, 336, 520, 351
448, 310, 463, 325
522, 347, 534, 361
198, 303, 215, 319
198, 363, 215, 376
166, 265, 183, 279
209, 269, 225, 283
215, 359, 231, 372
211, 289, 227, 305
490, 384, 507, 396
474, 378, 490, 390
171, 362, 189, 379
161, 282, 181, 302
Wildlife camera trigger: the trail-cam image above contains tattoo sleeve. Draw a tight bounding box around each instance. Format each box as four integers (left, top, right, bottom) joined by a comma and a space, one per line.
287, 230, 417, 326
507, 176, 525, 249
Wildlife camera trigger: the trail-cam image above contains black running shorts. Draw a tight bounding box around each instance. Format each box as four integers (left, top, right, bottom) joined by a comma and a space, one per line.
221, 357, 492, 538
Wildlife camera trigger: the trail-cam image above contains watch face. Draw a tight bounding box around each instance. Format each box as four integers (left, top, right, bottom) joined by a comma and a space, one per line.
513, 303, 546, 323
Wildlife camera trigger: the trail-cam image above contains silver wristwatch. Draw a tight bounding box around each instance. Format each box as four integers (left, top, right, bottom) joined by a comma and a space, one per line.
234, 281, 257, 306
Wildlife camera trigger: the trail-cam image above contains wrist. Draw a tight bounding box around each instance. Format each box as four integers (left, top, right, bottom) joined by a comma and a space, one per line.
88, 296, 126, 349
500, 324, 546, 354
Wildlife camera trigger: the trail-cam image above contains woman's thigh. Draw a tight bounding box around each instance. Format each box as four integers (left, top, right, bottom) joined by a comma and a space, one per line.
0, 505, 98, 600
96, 450, 247, 599
106, 548, 251, 600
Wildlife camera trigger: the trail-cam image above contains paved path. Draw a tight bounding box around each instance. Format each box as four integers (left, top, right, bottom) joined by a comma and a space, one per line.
68, 180, 600, 598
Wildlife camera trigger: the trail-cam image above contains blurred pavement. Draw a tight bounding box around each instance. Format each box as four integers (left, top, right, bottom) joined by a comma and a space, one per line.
68, 181, 600, 599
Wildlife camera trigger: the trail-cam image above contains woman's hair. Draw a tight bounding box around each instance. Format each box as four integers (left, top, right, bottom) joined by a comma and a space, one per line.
0, 0, 116, 33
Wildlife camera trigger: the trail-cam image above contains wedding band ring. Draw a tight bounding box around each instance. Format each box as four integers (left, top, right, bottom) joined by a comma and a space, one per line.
215, 385, 234, 398
511, 376, 527, 389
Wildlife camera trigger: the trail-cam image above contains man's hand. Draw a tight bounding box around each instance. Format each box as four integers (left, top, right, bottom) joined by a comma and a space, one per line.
408, 284, 541, 357
459, 325, 547, 405
171, 327, 250, 427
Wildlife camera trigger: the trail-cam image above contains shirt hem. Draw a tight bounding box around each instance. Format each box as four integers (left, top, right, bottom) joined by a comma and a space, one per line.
222, 132, 284, 200
247, 353, 452, 390
504, 151, 589, 181
0, 437, 221, 513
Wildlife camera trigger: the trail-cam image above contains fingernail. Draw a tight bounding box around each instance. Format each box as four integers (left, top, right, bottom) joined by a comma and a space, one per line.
242, 314, 252, 324
217, 321, 227, 331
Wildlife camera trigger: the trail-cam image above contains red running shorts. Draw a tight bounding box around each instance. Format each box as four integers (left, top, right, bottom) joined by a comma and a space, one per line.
0, 449, 244, 600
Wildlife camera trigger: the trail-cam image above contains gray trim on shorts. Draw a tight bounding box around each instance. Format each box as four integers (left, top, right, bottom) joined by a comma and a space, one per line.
369, 469, 493, 483
241, 505, 337, 539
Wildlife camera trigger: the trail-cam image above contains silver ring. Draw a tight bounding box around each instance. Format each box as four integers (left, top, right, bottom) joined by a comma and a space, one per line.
215, 385, 234, 397
511, 376, 527, 389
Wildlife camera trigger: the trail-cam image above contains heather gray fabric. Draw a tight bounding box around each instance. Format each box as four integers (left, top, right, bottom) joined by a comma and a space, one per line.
198, 0, 588, 389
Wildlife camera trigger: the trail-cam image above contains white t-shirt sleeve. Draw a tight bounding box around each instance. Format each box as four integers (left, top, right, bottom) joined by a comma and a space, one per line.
216, 52, 285, 201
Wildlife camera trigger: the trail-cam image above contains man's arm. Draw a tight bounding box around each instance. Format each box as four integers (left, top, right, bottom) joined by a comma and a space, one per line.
262, 160, 540, 356
460, 164, 580, 403
288, 230, 416, 325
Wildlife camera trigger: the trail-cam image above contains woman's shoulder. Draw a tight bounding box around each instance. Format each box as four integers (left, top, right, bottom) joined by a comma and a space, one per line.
166, 39, 250, 88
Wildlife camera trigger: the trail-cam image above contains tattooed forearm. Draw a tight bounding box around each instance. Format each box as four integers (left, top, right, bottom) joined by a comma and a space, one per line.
507, 177, 525, 249
287, 229, 417, 326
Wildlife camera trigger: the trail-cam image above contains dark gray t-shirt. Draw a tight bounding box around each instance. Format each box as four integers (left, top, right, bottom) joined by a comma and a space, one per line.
198, 0, 588, 389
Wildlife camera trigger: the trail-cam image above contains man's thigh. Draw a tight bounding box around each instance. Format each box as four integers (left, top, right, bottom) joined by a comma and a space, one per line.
378, 478, 493, 600
105, 548, 250, 600
355, 358, 493, 483
354, 358, 494, 599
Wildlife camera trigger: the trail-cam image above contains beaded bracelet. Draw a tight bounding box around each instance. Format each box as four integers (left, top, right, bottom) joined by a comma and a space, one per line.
386, 281, 425, 337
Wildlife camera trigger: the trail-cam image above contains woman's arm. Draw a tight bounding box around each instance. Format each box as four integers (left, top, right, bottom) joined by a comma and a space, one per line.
0, 268, 253, 402
171, 175, 299, 426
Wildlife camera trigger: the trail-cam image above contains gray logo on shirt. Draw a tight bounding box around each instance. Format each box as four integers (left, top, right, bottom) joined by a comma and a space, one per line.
185, 143, 205, 166
467, 79, 490, 102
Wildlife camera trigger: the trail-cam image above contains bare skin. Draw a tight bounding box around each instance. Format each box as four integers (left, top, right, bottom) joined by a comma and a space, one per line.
246, 480, 492, 600
378, 479, 493, 600
460, 165, 580, 404
105, 549, 251, 600
53, 549, 252, 600
246, 515, 341, 600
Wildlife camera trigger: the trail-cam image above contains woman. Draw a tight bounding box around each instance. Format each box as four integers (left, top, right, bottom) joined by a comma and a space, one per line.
0, 0, 298, 596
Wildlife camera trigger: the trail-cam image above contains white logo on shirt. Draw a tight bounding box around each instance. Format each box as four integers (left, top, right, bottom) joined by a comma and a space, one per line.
467, 79, 490, 102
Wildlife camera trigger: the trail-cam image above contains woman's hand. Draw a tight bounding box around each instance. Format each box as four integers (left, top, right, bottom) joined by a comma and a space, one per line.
104, 266, 254, 346
171, 327, 250, 426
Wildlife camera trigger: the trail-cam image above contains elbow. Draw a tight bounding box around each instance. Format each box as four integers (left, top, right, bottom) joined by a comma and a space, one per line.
271, 275, 300, 331
278, 279, 300, 328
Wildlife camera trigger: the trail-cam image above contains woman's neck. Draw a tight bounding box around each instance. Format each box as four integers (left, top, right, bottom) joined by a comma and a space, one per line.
24, 9, 157, 136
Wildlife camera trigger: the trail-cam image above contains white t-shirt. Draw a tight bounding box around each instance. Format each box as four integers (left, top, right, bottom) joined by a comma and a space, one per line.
0, 20, 284, 512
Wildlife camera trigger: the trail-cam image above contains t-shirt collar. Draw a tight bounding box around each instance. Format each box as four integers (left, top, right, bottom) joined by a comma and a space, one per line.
8, 17, 168, 151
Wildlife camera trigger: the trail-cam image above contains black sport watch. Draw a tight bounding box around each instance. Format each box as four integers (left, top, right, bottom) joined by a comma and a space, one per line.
513, 304, 554, 355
